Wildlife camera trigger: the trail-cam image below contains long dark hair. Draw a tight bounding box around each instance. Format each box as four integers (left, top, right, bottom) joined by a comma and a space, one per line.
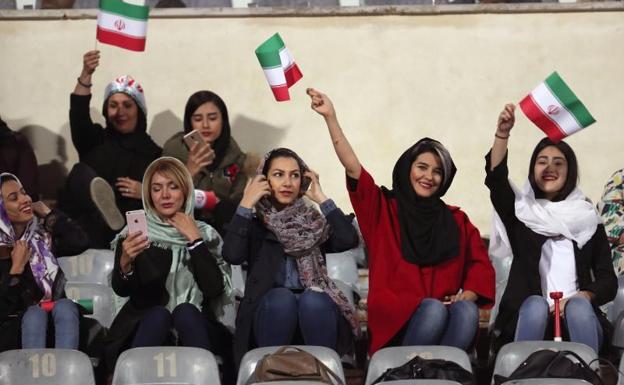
183, 91, 230, 172
528, 137, 578, 202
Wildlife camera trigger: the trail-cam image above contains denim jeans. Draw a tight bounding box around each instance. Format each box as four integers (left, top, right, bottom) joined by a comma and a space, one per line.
515, 295, 603, 353
21, 298, 79, 349
402, 298, 479, 350
254, 287, 342, 350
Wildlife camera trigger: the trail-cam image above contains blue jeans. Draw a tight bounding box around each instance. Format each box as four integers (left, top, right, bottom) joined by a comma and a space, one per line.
515, 295, 603, 353
402, 298, 478, 351
254, 287, 342, 349
21, 298, 79, 349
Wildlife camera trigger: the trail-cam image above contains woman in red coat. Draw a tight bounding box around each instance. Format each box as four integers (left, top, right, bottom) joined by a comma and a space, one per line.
308, 88, 495, 354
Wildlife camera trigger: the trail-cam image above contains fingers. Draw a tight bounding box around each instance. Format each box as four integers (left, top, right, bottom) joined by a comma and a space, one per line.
304, 170, 319, 183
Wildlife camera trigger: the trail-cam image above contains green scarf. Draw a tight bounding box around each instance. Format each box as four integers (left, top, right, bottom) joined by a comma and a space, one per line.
111, 157, 234, 317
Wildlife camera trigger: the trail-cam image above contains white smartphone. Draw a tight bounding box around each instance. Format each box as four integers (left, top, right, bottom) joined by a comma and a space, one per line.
183, 129, 206, 149
126, 210, 148, 237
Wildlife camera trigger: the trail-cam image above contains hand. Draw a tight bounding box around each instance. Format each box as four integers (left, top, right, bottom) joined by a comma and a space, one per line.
444, 290, 478, 304
120, 231, 149, 273
186, 142, 215, 177
240, 175, 271, 209
116, 177, 142, 199
497, 103, 515, 136
31, 201, 51, 218
304, 170, 327, 204
81, 50, 100, 76
9, 240, 31, 275
307, 88, 336, 120
165, 212, 201, 242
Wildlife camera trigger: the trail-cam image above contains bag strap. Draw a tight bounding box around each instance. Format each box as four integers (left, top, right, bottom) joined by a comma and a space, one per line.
546, 350, 604, 385
273, 346, 345, 385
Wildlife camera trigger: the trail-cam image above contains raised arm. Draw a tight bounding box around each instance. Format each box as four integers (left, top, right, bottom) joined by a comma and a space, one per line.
74, 50, 99, 96
307, 88, 362, 179
490, 103, 515, 171
70, 50, 104, 155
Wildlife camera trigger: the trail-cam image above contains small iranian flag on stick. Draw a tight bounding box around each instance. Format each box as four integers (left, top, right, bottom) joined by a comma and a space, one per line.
255, 33, 303, 102
519, 71, 596, 143
96, 0, 149, 52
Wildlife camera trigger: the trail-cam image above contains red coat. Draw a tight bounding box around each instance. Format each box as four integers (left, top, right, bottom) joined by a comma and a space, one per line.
349, 167, 495, 354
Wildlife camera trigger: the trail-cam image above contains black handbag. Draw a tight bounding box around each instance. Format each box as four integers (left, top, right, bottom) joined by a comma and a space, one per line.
492, 349, 603, 385
372, 355, 474, 385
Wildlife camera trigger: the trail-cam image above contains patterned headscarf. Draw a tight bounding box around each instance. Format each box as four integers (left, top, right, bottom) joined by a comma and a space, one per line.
256, 148, 360, 337
103, 75, 147, 116
0, 173, 60, 301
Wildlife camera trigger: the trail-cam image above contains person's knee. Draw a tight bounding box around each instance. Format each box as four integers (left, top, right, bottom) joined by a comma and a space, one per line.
52, 299, 79, 323
260, 288, 297, 314
565, 296, 594, 321
298, 290, 335, 317
417, 298, 447, 322
450, 300, 478, 323
145, 306, 173, 327
172, 303, 203, 328
521, 295, 549, 315
23, 305, 48, 326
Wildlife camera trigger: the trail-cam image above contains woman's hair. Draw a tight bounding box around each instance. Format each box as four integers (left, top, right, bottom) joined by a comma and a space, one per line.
261, 148, 308, 176
528, 137, 579, 201
142, 158, 192, 213
0, 173, 17, 188
406, 139, 455, 197
183, 90, 230, 135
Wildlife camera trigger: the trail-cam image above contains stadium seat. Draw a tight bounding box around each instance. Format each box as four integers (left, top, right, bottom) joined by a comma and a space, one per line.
236, 345, 345, 385
65, 282, 115, 328
112, 346, 220, 385
58, 249, 114, 285
326, 250, 359, 292
499, 380, 594, 384
0, 348, 95, 385
365, 346, 472, 385
608, 275, 624, 323
491, 341, 598, 384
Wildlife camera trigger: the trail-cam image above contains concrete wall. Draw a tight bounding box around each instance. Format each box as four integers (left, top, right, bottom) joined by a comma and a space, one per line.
1, 5, 623, 235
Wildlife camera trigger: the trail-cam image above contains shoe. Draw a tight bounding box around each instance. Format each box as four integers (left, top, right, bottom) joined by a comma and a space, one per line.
90, 177, 124, 231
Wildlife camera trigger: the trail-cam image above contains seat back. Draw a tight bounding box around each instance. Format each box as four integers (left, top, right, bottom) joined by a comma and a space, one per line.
499, 380, 597, 384
608, 275, 624, 323
65, 282, 115, 328
0, 348, 95, 385
236, 345, 345, 385
58, 249, 114, 285
364, 346, 472, 385
491, 341, 598, 384
112, 346, 220, 385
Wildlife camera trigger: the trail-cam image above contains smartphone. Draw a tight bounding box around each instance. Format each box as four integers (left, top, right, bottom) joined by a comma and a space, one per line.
126, 210, 148, 237
183, 129, 206, 149
300, 175, 312, 192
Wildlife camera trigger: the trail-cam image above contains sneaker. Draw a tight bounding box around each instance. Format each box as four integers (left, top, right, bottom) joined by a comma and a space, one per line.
90, 177, 124, 231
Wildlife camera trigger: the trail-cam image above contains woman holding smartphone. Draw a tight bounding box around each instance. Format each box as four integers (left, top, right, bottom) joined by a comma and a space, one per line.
0, 173, 89, 352
307, 89, 495, 355
222, 147, 360, 365
487, 104, 616, 353
106, 157, 233, 375
163, 90, 254, 235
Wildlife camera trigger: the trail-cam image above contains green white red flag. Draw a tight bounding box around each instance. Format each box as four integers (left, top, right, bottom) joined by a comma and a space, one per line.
96, 0, 149, 52
519, 71, 596, 143
255, 33, 303, 102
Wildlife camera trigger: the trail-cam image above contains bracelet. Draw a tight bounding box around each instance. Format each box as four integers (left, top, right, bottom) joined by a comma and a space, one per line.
77, 77, 92, 88
495, 132, 510, 140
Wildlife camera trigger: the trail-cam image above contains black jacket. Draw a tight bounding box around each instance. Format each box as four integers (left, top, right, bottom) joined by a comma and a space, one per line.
485, 152, 617, 348
222, 204, 359, 365
0, 209, 89, 351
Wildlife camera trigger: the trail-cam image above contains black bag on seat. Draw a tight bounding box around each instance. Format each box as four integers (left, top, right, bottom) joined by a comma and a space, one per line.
372, 355, 474, 385
492, 349, 603, 385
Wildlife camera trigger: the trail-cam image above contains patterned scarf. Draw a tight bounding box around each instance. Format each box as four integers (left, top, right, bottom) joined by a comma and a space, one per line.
257, 197, 360, 337
0, 173, 60, 301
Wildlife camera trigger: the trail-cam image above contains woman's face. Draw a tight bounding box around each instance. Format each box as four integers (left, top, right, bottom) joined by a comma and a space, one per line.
410, 151, 442, 198
107, 93, 139, 134
1, 179, 33, 225
267, 156, 301, 209
533, 145, 568, 200
190, 101, 223, 145
150, 172, 185, 219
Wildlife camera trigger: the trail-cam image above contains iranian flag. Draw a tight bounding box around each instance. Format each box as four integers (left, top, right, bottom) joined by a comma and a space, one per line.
96, 0, 149, 52
255, 33, 303, 102
519, 72, 596, 143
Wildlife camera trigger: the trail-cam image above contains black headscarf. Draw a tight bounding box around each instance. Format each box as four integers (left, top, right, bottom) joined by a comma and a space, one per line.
382, 138, 460, 266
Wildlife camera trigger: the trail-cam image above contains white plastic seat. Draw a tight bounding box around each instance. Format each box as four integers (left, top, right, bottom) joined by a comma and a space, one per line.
0, 348, 95, 385
619, 355, 624, 385
65, 282, 115, 328
500, 380, 593, 384
112, 346, 220, 385
364, 346, 472, 385
369, 381, 463, 385
236, 345, 345, 385
491, 341, 598, 385
607, 275, 624, 323
58, 249, 114, 285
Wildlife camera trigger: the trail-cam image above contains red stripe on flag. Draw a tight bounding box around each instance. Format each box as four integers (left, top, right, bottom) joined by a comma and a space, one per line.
271, 85, 290, 102
284, 63, 303, 88
519, 94, 566, 143
96, 27, 146, 52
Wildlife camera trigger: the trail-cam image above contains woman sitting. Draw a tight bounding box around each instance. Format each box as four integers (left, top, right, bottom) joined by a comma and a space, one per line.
0, 173, 89, 352
307, 88, 495, 355
105, 157, 233, 374
223, 148, 359, 365
487, 104, 617, 353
